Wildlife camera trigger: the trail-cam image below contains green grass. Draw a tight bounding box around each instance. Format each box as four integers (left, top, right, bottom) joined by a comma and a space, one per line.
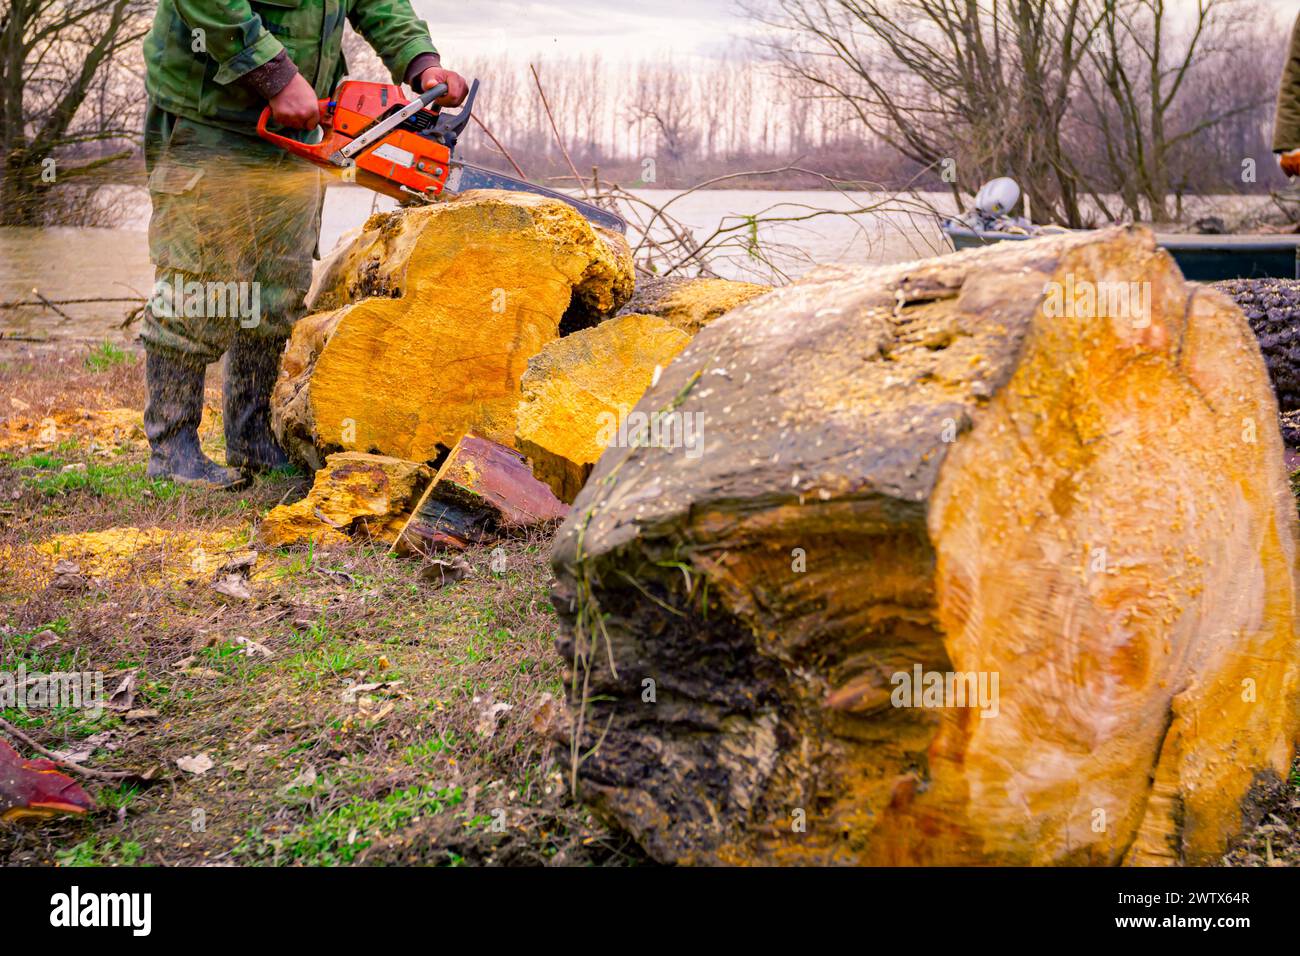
55, 837, 145, 867
19, 456, 180, 501
3, 617, 74, 669
401, 732, 456, 766
100, 783, 144, 812
11, 452, 63, 470
83, 341, 134, 373
235, 785, 464, 865
0, 705, 119, 740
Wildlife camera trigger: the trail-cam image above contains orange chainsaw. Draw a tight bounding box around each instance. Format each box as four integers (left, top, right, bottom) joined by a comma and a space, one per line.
257, 78, 626, 233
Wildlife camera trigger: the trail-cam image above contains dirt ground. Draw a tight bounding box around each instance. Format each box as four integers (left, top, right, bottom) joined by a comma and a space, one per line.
1, 339, 1297, 868
0, 340, 642, 866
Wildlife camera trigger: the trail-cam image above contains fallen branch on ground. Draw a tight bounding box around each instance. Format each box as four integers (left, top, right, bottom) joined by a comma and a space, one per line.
0, 716, 134, 782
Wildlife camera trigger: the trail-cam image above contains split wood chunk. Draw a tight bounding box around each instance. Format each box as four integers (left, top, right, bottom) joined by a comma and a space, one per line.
516, 312, 692, 503
394, 434, 569, 556
550, 226, 1300, 867
271, 191, 635, 470
257, 452, 431, 549
616, 275, 772, 334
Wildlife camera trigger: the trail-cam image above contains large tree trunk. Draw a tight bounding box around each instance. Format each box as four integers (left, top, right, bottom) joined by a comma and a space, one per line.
271, 191, 634, 470
550, 226, 1300, 866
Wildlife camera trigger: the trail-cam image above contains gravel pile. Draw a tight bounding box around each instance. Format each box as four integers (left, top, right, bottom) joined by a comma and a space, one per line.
1214, 279, 1300, 446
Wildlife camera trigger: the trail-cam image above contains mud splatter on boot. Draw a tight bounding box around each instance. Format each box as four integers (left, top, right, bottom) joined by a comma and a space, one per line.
223, 335, 292, 474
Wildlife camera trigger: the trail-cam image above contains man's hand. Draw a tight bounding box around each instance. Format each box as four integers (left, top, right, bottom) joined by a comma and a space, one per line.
269, 73, 321, 130
418, 67, 469, 107
1280, 148, 1300, 178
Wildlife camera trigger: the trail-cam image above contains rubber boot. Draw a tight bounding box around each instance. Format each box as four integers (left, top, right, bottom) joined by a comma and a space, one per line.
223, 335, 291, 474
144, 351, 246, 489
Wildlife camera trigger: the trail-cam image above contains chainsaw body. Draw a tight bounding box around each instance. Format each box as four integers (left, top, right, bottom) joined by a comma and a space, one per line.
258, 77, 627, 232
257, 79, 454, 201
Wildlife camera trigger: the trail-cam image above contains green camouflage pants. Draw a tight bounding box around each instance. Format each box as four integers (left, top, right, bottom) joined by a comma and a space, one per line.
142, 103, 324, 364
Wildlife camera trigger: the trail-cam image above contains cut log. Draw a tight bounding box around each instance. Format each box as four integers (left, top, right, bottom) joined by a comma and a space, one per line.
257, 452, 431, 549
271, 191, 635, 470
550, 226, 1300, 866
394, 434, 568, 556
616, 275, 771, 334
516, 312, 692, 502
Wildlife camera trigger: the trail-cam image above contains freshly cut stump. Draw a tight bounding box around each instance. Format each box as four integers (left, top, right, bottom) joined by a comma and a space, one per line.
550, 226, 1300, 867
257, 452, 431, 548
516, 312, 691, 502
616, 275, 771, 334
394, 434, 568, 556
271, 190, 634, 470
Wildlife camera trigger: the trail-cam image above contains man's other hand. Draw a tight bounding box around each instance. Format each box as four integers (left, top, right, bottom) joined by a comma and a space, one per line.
269, 73, 321, 130
418, 67, 469, 107
1280, 148, 1300, 177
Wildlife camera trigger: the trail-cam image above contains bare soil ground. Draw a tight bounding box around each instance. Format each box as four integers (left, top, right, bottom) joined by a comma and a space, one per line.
0, 340, 1295, 867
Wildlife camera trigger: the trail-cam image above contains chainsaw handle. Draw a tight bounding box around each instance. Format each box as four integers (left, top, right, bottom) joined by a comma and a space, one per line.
256, 97, 334, 152
416, 82, 449, 108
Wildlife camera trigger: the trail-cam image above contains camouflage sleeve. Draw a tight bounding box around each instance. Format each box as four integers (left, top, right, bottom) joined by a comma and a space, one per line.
405, 52, 441, 92
1274, 13, 1300, 152
348, 0, 439, 86
243, 50, 300, 100
172, 0, 285, 86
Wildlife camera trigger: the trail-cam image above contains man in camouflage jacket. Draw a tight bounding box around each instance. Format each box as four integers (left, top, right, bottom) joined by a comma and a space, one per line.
1275, 9, 1300, 176
141, 0, 466, 487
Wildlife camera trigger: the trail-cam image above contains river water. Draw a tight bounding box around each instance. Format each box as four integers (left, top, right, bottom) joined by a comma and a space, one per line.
9, 182, 1276, 342
0, 185, 967, 342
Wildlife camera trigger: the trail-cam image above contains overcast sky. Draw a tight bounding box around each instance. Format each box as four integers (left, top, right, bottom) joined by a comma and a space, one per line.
411, 0, 1297, 66
409, 0, 760, 63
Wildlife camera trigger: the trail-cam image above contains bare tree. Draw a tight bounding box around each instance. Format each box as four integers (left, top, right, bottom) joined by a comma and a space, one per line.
0, 0, 151, 227
626, 61, 700, 177
1077, 0, 1271, 221
759, 0, 1107, 226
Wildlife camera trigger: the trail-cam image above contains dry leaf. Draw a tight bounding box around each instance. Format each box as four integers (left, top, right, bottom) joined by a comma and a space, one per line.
219, 552, 257, 575
287, 766, 317, 790
213, 574, 253, 601
182, 666, 224, 680
176, 753, 214, 775
232, 635, 273, 659
530, 692, 562, 736
474, 696, 513, 737
52, 730, 120, 765
107, 672, 137, 711
341, 679, 402, 703
418, 557, 471, 587
31, 629, 61, 651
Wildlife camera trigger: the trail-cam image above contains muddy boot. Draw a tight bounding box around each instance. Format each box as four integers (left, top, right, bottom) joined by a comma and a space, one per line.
223, 335, 291, 474
144, 350, 246, 489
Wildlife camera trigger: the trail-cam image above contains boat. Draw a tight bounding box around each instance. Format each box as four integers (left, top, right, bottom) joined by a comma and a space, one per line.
942, 179, 1300, 282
